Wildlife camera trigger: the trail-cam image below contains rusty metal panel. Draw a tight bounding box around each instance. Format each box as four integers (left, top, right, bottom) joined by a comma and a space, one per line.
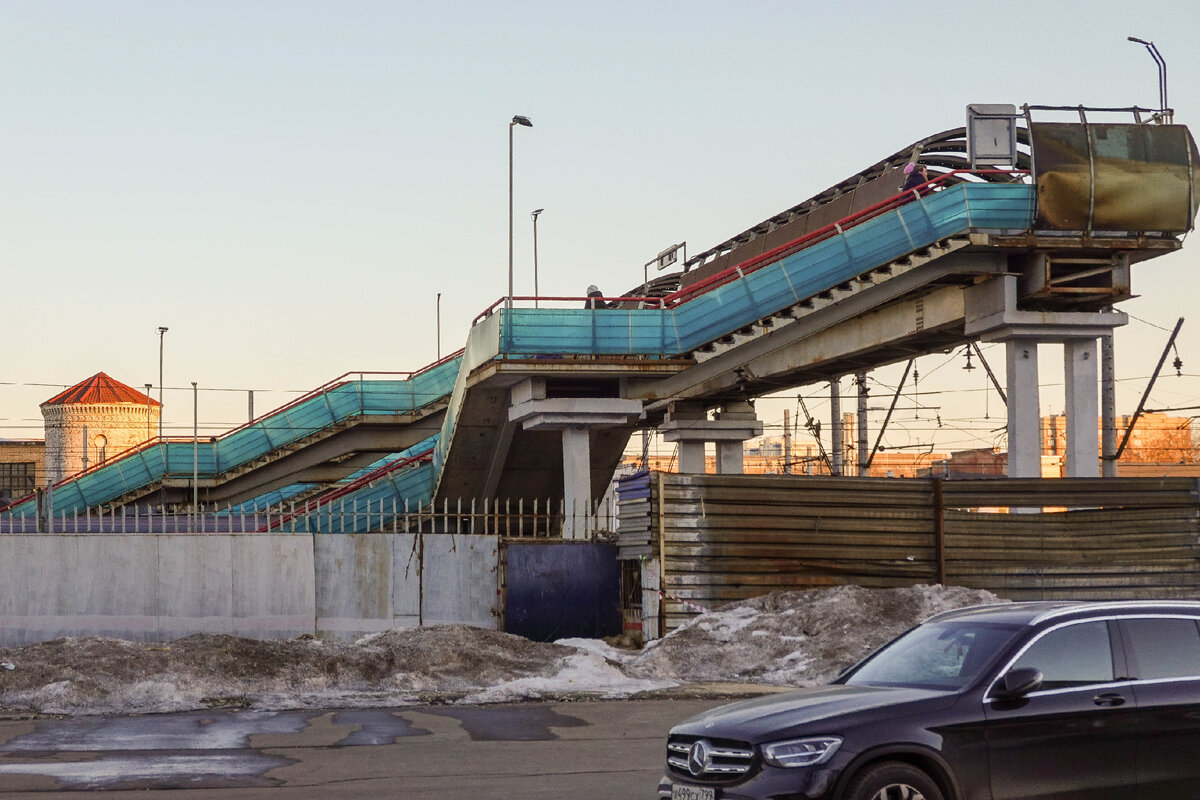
1031, 122, 1200, 232
943, 507, 1200, 600
628, 472, 1200, 634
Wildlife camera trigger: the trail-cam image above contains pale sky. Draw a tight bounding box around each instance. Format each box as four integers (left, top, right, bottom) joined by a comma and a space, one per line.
4, 0, 1200, 458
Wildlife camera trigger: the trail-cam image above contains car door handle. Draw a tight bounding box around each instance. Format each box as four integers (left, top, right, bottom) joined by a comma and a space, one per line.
1093, 693, 1126, 707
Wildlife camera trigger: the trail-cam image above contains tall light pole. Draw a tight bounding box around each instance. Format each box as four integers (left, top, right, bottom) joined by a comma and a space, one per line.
192, 381, 199, 520
436, 292, 442, 360
157, 327, 168, 439
508, 115, 533, 311
145, 384, 153, 441
531, 208, 544, 308
1127, 36, 1170, 122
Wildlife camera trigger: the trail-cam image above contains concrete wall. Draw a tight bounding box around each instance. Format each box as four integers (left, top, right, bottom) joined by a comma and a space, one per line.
0, 532, 500, 646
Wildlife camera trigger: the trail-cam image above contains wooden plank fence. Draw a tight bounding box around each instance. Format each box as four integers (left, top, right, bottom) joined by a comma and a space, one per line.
617, 472, 1200, 631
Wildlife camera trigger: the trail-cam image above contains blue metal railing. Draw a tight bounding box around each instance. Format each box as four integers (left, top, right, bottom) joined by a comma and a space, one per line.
4, 181, 1035, 524
2, 359, 461, 518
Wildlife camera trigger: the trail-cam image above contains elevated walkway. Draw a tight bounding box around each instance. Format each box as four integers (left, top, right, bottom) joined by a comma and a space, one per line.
5, 109, 1195, 524
3, 361, 459, 518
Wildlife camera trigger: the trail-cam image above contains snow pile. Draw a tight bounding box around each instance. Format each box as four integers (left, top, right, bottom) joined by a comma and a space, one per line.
625, 584, 1004, 686
0, 585, 1002, 716
0, 626, 577, 716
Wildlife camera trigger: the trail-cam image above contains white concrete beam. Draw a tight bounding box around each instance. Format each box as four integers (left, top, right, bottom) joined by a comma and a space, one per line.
1006, 340, 1042, 478
562, 426, 591, 539
1064, 338, 1099, 477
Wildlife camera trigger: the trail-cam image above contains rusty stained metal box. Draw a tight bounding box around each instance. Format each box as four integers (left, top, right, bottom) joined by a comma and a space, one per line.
1031, 122, 1200, 233
1019, 251, 1131, 307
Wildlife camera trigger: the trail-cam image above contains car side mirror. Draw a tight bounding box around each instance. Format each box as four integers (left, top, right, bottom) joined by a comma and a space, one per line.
997, 667, 1043, 698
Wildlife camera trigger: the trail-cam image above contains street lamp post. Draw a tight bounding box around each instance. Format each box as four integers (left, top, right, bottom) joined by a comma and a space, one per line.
144, 384, 153, 441
157, 327, 168, 439
192, 381, 199, 522
531, 208, 544, 308
1127, 36, 1170, 123
508, 115, 533, 311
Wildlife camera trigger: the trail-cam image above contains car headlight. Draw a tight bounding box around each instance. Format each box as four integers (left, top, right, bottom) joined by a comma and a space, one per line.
760, 736, 843, 768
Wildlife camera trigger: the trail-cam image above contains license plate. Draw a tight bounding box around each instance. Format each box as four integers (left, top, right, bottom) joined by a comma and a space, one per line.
671, 785, 716, 800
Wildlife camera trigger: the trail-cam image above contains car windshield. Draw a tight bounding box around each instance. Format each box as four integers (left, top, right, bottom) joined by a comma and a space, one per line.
843, 620, 1023, 690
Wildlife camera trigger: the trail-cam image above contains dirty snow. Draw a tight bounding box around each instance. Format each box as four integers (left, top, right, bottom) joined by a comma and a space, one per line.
0, 585, 1002, 716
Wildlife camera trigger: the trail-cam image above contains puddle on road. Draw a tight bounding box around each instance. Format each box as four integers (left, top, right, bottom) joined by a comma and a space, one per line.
330, 710, 431, 745
0, 710, 311, 752
0, 752, 293, 791
0, 711, 309, 790
0, 705, 585, 789
421, 706, 589, 741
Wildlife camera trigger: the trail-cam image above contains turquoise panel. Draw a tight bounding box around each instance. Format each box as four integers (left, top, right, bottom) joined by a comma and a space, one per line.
3, 186, 1034, 520
494, 184, 1035, 358
2, 359, 463, 517
221, 483, 313, 515
296, 462, 436, 533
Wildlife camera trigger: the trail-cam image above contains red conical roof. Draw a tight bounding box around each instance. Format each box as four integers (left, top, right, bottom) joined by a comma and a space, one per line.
41, 373, 160, 407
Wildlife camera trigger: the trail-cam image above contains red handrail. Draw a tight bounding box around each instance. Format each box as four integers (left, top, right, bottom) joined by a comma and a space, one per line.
660, 169, 1029, 308
257, 447, 435, 531
469, 169, 1029, 319
472, 295, 666, 325
0, 350, 469, 512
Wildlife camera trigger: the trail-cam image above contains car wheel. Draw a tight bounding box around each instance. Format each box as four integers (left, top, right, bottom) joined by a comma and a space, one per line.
843, 761, 945, 800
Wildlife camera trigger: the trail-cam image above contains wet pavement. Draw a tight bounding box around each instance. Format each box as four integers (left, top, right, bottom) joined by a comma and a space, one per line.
0, 698, 722, 798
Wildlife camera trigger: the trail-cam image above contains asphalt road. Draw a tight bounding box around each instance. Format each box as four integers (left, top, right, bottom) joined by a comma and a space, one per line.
0, 698, 723, 799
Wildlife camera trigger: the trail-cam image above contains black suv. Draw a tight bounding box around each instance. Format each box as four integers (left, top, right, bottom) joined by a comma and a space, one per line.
659, 600, 1200, 800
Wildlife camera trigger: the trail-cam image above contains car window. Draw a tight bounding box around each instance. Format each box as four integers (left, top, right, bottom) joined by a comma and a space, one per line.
1122, 618, 1200, 680
845, 621, 1021, 690
1011, 620, 1114, 689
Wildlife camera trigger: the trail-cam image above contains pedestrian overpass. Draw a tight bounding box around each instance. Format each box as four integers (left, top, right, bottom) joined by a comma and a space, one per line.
5, 105, 1197, 534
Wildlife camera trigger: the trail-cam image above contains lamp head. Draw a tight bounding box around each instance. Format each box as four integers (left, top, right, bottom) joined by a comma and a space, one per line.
158, 326, 169, 334
1127, 35, 1150, 45
532, 208, 544, 220
512, 115, 533, 127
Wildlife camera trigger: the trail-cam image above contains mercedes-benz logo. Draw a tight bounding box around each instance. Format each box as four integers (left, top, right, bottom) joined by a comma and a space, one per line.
687, 739, 712, 777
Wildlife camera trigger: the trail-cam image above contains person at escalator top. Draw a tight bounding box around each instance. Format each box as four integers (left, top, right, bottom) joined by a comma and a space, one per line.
901, 162, 931, 194
584, 285, 610, 309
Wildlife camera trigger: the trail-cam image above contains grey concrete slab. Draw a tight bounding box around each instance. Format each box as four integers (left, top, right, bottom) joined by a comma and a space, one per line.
74, 535, 159, 640
422, 534, 499, 628
0, 536, 79, 645
156, 534, 235, 638
390, 532, 421, 627
314, 533, 393, 640
230, 536, 317, 639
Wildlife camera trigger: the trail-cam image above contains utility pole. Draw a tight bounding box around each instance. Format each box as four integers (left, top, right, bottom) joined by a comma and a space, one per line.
830, 379, 843, 476
1101, 333, 1117, 477
856, 372, 869, 476
783, 408, 792, 474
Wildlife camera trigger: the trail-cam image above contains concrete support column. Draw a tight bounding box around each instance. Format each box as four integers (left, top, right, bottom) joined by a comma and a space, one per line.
715, 441, 744, 474
508, 378, 643, 540
1064, 338, 1100, 478
678, 441, 707, 474
661, 400, 763, 475
561, 426, 591, 539
1101, 332, 1118, 477
662, 402, 708, 474
713, 401, 759, 475
1006, 339, 1042, 478
830, 380, 843, 476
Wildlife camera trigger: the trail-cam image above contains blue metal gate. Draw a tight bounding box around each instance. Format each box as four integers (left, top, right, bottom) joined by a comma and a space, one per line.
503, 541, 621, 642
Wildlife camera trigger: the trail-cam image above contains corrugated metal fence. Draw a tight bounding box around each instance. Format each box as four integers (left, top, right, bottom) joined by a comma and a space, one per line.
618, 472, 1200, 632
